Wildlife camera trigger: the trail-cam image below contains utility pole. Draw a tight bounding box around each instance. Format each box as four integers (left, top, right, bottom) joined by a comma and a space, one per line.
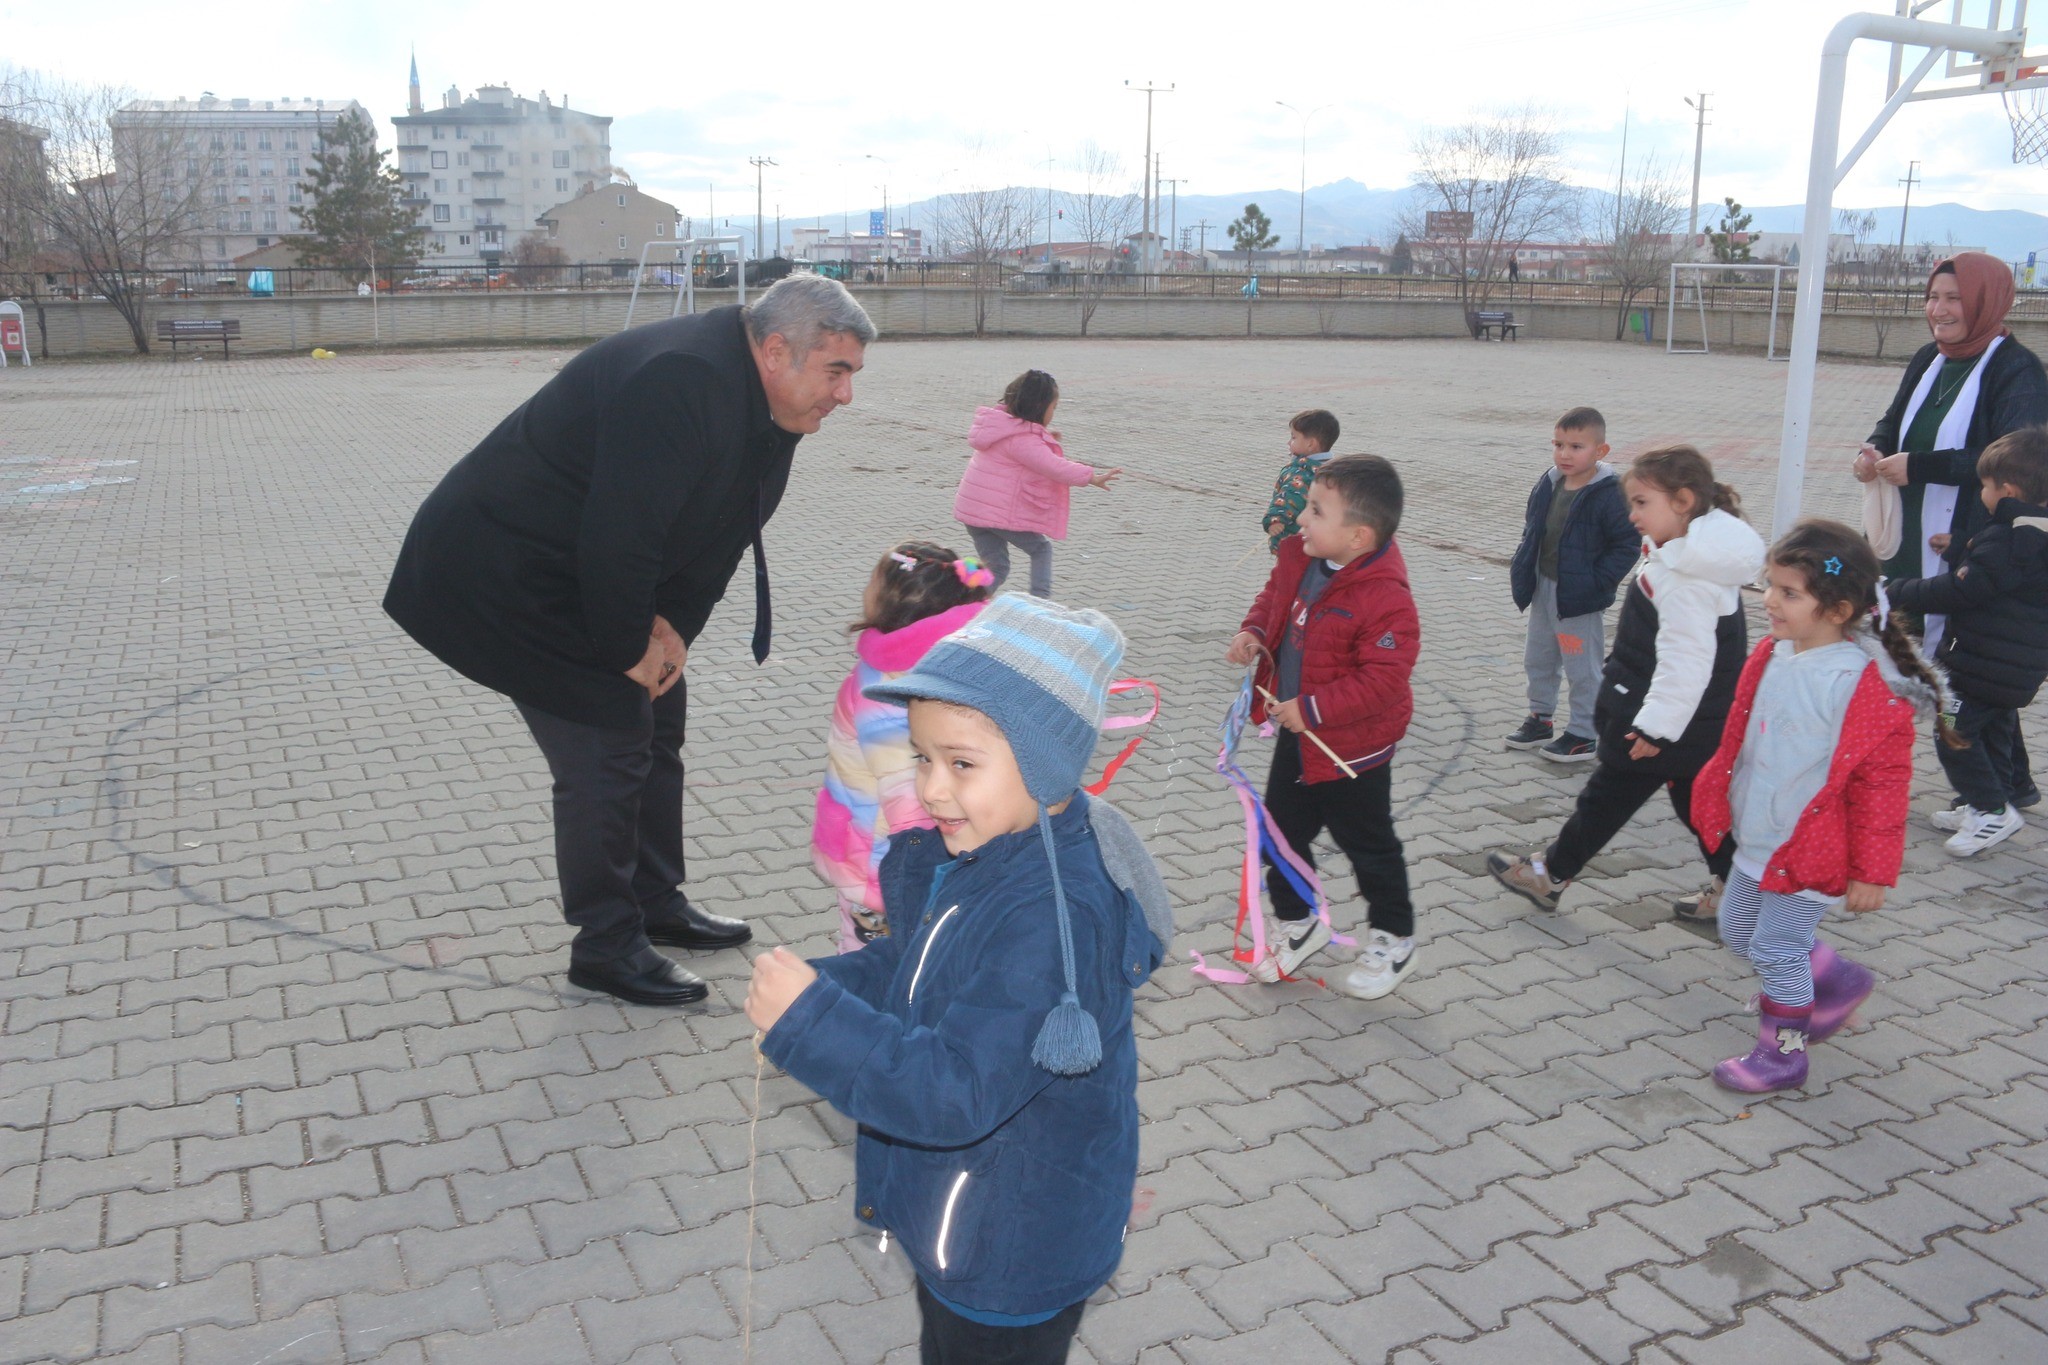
1613, 102, 1629, 244
749, 156, 776, 262
1896, 160, 1921, 267
1277, 101, 1331, 273
1125, 81, 1174, 274
1197, 219, 1210, 269
1683, 93, 1710, 253
1160, 176, 1186, 270
1046, 149, 1056, 268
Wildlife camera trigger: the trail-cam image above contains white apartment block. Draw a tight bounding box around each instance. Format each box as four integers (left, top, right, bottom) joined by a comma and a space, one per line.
392, 60, 613, 270
110, 95, 369, 269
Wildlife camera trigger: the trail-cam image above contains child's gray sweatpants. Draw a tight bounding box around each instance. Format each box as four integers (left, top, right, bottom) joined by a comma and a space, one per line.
1524, 575, 1605, 738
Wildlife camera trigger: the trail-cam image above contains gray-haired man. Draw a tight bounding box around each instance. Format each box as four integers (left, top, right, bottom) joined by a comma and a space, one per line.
386, 275, 877, 1006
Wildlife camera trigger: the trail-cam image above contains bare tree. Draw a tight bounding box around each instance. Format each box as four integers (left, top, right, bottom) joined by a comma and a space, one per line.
1600, 156, 1689, 341
509, 231, 568, 286
934, 161, 1029, 336
1401, 105, 1579, 310
10, 72, 210, 353
1835, 208, 1903, 358
1059, 143, 1140, 336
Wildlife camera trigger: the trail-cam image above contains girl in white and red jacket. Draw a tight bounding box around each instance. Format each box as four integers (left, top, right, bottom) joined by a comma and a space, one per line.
952, 370, 1120, 598
1689, 520, 1954, 1092
1490, 446, 1765, 916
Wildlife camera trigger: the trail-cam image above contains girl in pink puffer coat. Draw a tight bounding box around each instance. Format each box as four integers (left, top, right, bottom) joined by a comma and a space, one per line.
952, 370, 1121, 597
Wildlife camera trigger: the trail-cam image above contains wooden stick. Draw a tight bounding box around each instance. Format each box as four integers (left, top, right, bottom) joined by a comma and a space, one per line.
1255, 685, 1360, 778
1232, 540, 1267, 569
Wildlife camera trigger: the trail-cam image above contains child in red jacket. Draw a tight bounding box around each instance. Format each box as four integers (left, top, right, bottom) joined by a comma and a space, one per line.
1690, 521, 1952, 1093
1226, 455, 1422, 1000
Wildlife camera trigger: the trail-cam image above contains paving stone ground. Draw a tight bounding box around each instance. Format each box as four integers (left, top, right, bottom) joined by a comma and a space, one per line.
2, 333, 2045, 1365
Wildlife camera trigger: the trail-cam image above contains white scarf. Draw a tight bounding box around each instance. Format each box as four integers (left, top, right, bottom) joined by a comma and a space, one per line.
1895, 333, 2004, 659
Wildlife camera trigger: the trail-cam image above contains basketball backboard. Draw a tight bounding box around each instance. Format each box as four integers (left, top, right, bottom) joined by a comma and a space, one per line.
1886, 0, 2047, 94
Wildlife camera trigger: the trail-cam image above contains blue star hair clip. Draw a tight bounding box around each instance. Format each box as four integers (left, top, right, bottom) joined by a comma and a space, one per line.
1823, 556, 1843, 575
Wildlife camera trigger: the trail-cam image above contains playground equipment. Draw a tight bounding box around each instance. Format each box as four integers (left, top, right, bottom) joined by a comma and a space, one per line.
622, 237, 746, 331
1774, 0, 2047, 536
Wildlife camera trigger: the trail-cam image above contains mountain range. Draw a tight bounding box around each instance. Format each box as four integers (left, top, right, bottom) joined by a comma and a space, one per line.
857, 179, 2048, 261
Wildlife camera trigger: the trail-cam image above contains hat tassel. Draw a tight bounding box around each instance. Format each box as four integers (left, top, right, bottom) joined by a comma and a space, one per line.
1033, 990, 1102, 1076
1032, 808, 1103, 1077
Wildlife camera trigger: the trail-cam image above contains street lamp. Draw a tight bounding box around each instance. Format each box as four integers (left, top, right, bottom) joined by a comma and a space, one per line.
1275, 101, 1331, 274
863, 153, 892, 242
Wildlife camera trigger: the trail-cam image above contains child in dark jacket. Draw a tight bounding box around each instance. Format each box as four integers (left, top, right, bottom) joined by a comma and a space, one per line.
748, 596, 1172, 1364
1690, 522, 1945, 1092
1489, 445, 1765, 918
1890, 425, 2048, 857
1506, 406, 1642, 762
1227, 455, 1423, 1000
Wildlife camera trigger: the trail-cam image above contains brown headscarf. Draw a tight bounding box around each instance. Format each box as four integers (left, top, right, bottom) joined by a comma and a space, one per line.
1926, 251, 2016, 359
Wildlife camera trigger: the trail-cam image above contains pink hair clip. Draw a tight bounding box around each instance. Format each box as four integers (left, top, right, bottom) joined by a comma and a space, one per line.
953, 557, 996, 589
888, 551, 920, 572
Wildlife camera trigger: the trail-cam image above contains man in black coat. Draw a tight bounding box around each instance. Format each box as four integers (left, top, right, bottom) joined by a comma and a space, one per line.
384, 275, 876, 1006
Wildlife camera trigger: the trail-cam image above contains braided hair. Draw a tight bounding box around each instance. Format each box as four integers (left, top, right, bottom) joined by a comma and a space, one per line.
1770, 519, 1966, 748
853, 541, 994, 636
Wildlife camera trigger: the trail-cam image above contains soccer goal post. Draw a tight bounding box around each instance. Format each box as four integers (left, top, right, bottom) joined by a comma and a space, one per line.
1665, 262, 1794, 360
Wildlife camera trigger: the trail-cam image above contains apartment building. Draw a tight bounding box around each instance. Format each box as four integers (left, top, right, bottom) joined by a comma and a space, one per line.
392, 59, 613, 270
110, 95, 370, 269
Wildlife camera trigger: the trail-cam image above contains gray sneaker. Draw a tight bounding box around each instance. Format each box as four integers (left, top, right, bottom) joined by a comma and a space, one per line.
1488, 850, 1568, 911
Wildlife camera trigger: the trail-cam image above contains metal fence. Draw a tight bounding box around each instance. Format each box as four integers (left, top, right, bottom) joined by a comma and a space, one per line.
5, 263, 2043, 320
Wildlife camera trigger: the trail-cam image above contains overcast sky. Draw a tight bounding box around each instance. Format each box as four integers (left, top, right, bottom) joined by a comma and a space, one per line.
9, 0, 2045, 229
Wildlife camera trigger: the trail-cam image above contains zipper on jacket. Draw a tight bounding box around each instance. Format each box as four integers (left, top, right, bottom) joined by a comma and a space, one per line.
907, 905, 961, 1004
935, 1171, 970, 1271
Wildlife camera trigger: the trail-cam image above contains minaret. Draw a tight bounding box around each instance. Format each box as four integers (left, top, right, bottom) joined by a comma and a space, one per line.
408, 50, 423, 116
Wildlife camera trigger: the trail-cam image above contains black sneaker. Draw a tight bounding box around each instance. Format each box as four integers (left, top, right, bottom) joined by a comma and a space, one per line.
1504, 715, 1554, 751
1539, 732, 1598, 763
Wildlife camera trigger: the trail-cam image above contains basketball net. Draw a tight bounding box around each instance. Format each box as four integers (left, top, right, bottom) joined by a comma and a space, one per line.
1994, 65, 2048, 163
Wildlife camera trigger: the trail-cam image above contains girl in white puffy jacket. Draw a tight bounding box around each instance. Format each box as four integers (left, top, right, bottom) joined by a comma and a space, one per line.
1489, 446, 1767, 915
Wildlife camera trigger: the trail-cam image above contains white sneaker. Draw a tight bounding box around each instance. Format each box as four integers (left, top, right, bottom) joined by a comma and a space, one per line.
1247, 915, 1331, 983
1929, 804, 1969, 833
1945, 805, 2023, 857
1335, 930, 1418, 1001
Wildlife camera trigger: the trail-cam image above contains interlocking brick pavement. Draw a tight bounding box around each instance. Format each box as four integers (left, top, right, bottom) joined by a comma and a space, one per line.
2, 335, 2045, 1362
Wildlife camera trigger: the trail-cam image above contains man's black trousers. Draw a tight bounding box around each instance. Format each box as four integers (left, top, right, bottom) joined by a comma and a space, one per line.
516, 681, 689, 967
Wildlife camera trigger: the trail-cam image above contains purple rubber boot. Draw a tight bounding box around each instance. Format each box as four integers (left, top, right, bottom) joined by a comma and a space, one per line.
1713, 997, 1811, 1093
1808, 942, 1875, 1043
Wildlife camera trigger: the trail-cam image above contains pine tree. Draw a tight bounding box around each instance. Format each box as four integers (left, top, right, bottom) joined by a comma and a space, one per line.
1226, 202, 1279, 262
295, 109, 424, 277
1710, 197, 1754, 263
1390, 233, 1413, 275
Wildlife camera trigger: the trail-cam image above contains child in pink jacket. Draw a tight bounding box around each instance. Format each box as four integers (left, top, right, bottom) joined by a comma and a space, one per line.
811, 542, 992, 950
952, 369, 1120, 597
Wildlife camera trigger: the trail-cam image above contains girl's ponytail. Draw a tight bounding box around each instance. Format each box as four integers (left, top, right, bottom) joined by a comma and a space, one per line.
1877, 606, 1969, 749
1630, 445, 1746, 523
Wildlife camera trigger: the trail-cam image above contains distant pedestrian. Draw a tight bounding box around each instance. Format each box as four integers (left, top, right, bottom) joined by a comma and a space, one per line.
1689, 521, 1947, 1093
1508, 256, 1521, 284
953, 369, 1119, 597
384, 276, 875, 1008
811, 542, 992, 951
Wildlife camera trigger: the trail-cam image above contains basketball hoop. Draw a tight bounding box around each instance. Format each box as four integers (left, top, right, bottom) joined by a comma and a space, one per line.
1992, 65, 2048, 161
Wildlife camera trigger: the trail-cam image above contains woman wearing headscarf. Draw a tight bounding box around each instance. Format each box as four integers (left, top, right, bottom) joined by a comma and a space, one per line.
1853, 250, 2048, 805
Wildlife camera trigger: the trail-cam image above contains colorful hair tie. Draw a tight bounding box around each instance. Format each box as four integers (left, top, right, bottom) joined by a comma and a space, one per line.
953, 556, 996, 590
1823, 555, 1843, 576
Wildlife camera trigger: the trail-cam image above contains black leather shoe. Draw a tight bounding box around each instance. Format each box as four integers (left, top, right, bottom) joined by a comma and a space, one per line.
567, 955, 709, 1006
643, 898, 753, 950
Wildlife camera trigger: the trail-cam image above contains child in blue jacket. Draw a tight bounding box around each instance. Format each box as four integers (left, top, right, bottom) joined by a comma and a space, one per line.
1505, 406, 1642, 762
746, 595, 1172, 1363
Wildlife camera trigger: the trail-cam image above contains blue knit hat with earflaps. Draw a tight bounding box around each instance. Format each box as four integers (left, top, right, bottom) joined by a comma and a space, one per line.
862, 595, 1125, 1076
